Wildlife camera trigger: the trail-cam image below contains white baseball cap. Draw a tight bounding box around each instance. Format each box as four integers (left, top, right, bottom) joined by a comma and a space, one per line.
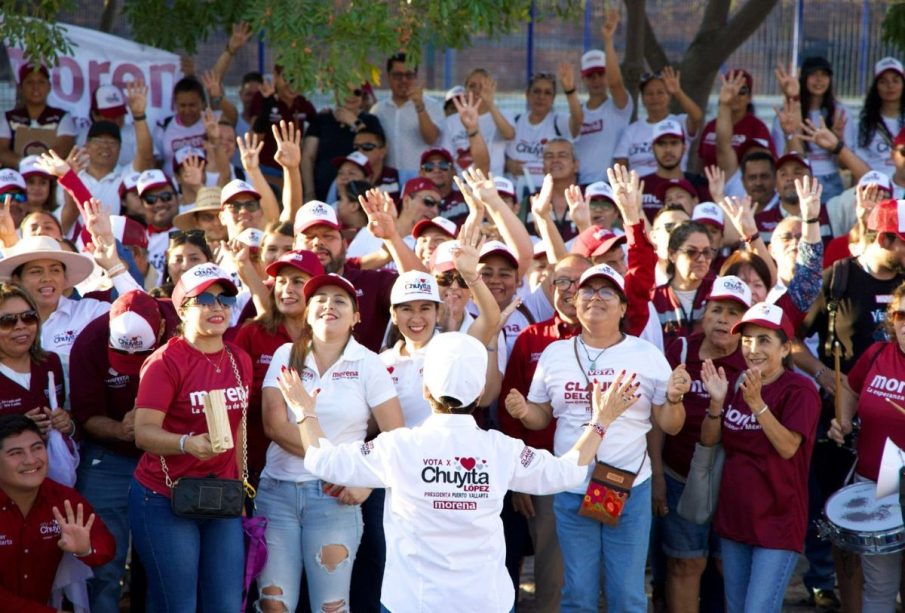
430, 240, 460, 273
493, 176, 516, 200
707, 275, 752, 309
92, 84, 127, 118
652, 119, 685, 144
295, 200, 340, 234
875, 57, 905, 79
137, 169, 172, 197
578, 263, 625, 295
445, 85, 465, 102
171, 263, 238, 307
19, 155, 50, 179
0, 168, 26, 193
692, 202, 725, 229
234, 227, 264, 250
220, 179, 261, 206
423, 332, 488, 407
391, 270, 441, 305
174, 146, 206, 168
580, 50, 606, 76
586, 181, 615, 203
479, 240, 519, 269
412, 216, 457, 240
858, 170, 893, 195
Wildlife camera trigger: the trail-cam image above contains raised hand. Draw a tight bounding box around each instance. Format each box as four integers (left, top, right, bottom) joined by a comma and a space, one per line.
359, 188, 398, 240
700, 359, 729, 406
124, 81, 148, 117
52, 500, 95, 556
462, 166, 500, 206
773, 62, 800, 99
65, 146, 89, 174
453, 175, 485, 231
601, 7, 619, 42
201, 70, 223, 100
275, 366, 320, 422
739, 368, 765, 410
409, 80, 425, 106
202, 108, 220, 142
719, 71, 746, 106
179, 155, 205, 189
606, 164, 643, 225
272, 120, 301, 169
774, 97, 801, 136
0, 195, 17, 243
227, 22, 253, 54
83, 198, 114, 245
564, 184, 590, 229
661, 66, 682, 95
831, 108, 847, 142
530, 174, 554, 220
497, 297, 523, 336
35, 149, 72, 178
855, 183, 881, 226
557, 61, 575, 93
453, 91, 480, 133
591, 370, 641, 428
237, 132, 263, 171
704, 165, 726, 203
718, 195, 758, 239
479, 75, 498, 108
451, 221, 484, 281
794, 175, 823, 223
801, 117, 841, 152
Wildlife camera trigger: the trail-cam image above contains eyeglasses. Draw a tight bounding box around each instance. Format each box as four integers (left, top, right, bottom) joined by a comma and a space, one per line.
552, 277, 580, 290
353, 142, 379, 152
142, 191, 176, 205
589, 198, 615, 209
185, 292, 237, 309
0, 309, 38, 330
224, 199, 261, 213
676, 247, 717, 260
435, 271, 466, 287
577, 286, 620, 301
421, 161, 451, 172
4, 191, 27, 204
390, 71, 417, 81
419, 195, 440, 208
171, 229, 205, 241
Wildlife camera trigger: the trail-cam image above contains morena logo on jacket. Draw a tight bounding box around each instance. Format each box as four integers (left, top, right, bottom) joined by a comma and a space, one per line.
421, 456, 490, 491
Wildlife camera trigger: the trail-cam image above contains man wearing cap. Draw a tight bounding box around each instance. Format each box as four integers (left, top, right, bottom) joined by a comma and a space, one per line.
0, 64, 77, 168
854, 57, 905, 177
0, 168, 29, 231
77, 83, 142, 169
347, 177, 440, 261
583, 182, 621, 231
418, 147, 468, 225
173, 186, 228, 243
826, 160, 900, 240
283, 331, 628, 613
71, 291, 177, 613
293, 200, 425, 352
641, 119, 709, 222
526, 139, 585, 242
754, 153, 832, 245
573, 10, 632, 185
134, 169, 181, 277
370, 53, 444, 176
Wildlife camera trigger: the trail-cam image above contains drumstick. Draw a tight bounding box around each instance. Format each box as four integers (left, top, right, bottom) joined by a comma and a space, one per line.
833, 342, 842, 425
885, 397, 905, 418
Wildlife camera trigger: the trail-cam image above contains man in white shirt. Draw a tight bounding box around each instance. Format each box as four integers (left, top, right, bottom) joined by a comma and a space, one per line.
370, 53, 444, 176
285, 331, 626, 613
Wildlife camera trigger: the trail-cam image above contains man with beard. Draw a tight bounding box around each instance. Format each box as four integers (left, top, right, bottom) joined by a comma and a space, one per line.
754, 153, 832, 246
293, 199, 425, 353
641, 119, 708, 222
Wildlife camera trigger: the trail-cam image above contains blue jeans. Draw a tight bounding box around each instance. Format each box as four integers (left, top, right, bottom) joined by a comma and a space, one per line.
555, 478, 652, 613
128, 479, 244, 613
351, 488, 386, 612
254, 477, 362, 612
720, 538, 798, 613
76, 443, 139, 613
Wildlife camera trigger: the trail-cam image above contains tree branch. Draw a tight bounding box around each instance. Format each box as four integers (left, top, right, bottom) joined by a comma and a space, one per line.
643, 12, 668, 71
699, 0, 732, 36
700, 0, 780, 62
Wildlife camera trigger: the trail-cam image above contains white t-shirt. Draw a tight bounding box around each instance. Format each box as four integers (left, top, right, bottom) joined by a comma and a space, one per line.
527, 335, 671, 490
442, 111, 511, 178
261, 338, 398, 482
153, 116, 207, 178
371, 97, 445, 175
855, 115, 901, 177
575, 98, 634, 184
613, 113, 691, 176
505, 112, 572, 194
303, 412, 586, 613
70, 163, 138, 215
771, 105, 857, 178
147, 228, 177, 279
380, 341, 431, 427
0, 111, 77, 139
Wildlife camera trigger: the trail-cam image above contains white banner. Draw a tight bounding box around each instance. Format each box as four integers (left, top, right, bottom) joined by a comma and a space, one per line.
7, 21, 182, 129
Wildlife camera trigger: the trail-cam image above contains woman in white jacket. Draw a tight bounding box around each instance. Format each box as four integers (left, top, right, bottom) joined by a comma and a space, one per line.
275, 331, 639, 613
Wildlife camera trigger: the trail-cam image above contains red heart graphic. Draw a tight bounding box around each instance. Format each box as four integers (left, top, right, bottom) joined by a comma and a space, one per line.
386, 366, 394, 374
460, 457, 476, 471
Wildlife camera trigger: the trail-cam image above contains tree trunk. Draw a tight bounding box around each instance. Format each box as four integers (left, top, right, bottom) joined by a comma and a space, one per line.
99, 0, 118, 33
621, 0, 647, 121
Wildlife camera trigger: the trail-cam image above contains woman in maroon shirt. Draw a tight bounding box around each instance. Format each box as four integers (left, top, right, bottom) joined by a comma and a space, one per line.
830, 282, 905, 610
701, 302, 820, 612
0, 283, 67, 433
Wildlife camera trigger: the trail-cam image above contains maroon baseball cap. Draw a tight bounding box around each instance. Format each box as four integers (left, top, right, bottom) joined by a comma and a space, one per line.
402, 177, 439, 200
107, 291, 163, 375
731, 302, 795, 339
18, 63, 49, 84
732, 69, 754, 93
265, 249, 325, 279
775, 152, 812, 173
737, 137, 773, 161
571, 226, 626, 258
420, 147, 453, 166
330, 151, 372, 176
655, 178, 697, 203
303, 274, 359, 307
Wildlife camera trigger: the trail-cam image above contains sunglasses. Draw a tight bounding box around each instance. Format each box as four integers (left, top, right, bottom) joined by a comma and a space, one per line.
640, 71, 663, 83
435, 271, 466, 287
0, 309, 39, 330
3, 191, 27, 204
224, 199, 261, 212
171, 229, 205, 241
577, 286, 620, 301
421, 161, 451, 172
186, 292, 237, 309
777, 233, 802, 242
419, 195, 440, 208
143, 191, 176, 205
353, 143, 379, 152
677, 247, 717, 260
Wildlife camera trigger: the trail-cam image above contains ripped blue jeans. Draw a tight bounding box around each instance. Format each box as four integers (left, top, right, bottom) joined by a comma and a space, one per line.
254, 477, 363, 612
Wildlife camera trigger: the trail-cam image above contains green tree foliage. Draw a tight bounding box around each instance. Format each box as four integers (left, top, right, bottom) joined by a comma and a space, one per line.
1, 0, 76, 64
883, 1, 905, 51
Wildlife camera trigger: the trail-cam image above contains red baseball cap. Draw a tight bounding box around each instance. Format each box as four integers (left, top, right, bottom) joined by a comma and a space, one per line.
402, 177, 439, 200
91, 85, 127, 119
412, 216, 457, 240
265, 249, 325, 279
571, 226, 626, 258
303, 274, 359, 307
731, 302, 795, 339
331, 150, 372, 177
420, 147, 453, 166
107, 291, 163, 375
869, 198, 905, 241
171, 263, 238, 308
655, 178, 697, 203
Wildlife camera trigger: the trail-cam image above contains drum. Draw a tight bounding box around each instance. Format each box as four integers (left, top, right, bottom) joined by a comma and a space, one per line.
822, 482, 905, 554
